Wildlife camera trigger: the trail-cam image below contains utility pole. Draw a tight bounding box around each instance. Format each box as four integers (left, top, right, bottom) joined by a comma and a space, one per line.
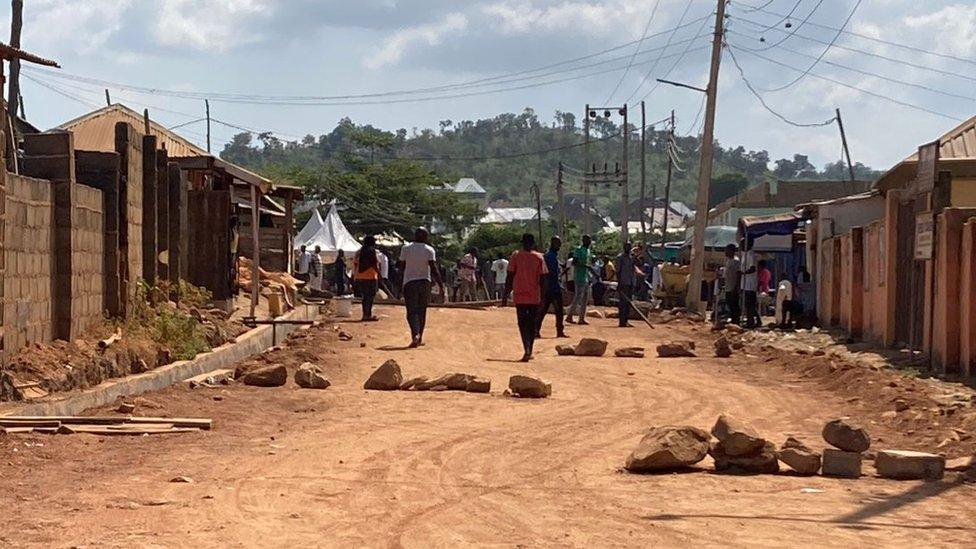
621, 104, 629, 248
835, 108, 856, 184
639, 100, 647, 242
556, 161, 566, 240
8, 0, 23, 124
206, 99, 212, 153
105, 89, 111, 106
659, 110, 675, 256
532, 182, 543, 246
583, 103, 591, 235
686, 0, 726, 313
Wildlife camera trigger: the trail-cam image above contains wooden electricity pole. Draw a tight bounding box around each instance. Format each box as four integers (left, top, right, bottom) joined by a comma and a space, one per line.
7, 0, 23, 124
556, 161, 566, 240
836, 108, 856, 184
659, 110, 675, 256
583, 103, 592, 235
621, 105, 629, 248
686, 0, 726, 313
639, 100, 647, 242
206, 99, 212, 153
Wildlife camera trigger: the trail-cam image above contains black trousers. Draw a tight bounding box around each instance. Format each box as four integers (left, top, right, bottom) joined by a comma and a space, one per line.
537, 289, 565, 336
358, 279, 378, 318
618, 284, 634, 326
743, 290, 759, 326
725, 289, 741, 325
516, 304, 540, 355
403, 280, 431, 338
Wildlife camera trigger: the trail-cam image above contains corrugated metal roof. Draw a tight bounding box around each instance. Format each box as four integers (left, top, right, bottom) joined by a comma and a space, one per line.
57, 104, 208, 157
904, 114, 976, 162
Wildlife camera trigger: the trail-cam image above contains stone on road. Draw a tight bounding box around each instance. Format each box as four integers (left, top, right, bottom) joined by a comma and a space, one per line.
242, 364, 287, 387
657, 341, 696, 358
574, 338, 608, 357
710, 440, 780, 474
711, 413, 766, 456
714, 336, 733, 358
555, 344, 577, 356
822, 418, 871, 453
364, 359, 403, 391
625, 425, 711, 473
821, 448, 862, 478
777, 437, 821, 475
295, 362, 331, 389
614, 347, 645, 358
874, 450, 945, 480
508, 375, 552, 398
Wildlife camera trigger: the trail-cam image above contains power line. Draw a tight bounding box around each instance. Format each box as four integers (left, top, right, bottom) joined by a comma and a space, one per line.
763, 0, 863, 92
604, 0, 663, 103
757, 0, 804, 32
730, 44, 965, 121
624, 0, 697, 105
634, 12, 713, 104
745, 0, 826, 51
725, 44, 838, 127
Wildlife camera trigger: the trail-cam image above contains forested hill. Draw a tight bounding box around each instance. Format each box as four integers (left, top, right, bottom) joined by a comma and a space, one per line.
220, 108, 881, 211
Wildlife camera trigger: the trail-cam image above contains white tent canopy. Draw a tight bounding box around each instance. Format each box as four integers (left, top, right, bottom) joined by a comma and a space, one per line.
299, 204, 362, 257
294, 208, 324, 249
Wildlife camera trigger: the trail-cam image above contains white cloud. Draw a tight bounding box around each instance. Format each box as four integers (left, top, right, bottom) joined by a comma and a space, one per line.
24, 0, 131, 57
903, 3, 976, 58
365, 13, 468, 69
153, 0, 271, 52
481, 0, 653, 37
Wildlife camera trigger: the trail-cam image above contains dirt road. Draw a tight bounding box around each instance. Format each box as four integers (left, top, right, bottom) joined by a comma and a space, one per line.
2, 306, 975, 547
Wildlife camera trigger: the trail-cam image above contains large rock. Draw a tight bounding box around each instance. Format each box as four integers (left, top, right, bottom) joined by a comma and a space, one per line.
656, 341, 696, 358
625, 426, 711, 473
615, 347, 645, 358
710, 440, 779, 474
294, 362, 330, 389
875, 450, 945, 480
555, 344, 577, 356
508, 375, 552, 398
364, 359, 403, 391
711, 414, 765, 456
465, 377, 491, 393
822, 418, 871, 452
416, 373, 474, 391
399, 376, 428, 390
242, 364, 287, 387
574, 338, 608, 357
714, 336, 733, 358
776, 437, 821, 475
821, 448, 862, 478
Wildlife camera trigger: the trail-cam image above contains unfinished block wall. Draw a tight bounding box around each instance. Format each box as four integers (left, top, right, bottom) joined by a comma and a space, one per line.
115, 122, 143, 311
3, 174, 53, 351
71, 184, 105, 337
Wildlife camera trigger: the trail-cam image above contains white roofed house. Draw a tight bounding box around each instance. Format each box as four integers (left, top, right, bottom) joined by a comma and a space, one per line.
479, 207, 549, 224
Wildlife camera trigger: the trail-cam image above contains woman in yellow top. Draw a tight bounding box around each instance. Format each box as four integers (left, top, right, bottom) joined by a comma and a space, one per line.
353, 235, 382, 321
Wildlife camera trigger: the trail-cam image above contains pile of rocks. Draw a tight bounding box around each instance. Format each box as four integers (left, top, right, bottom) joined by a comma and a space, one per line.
238, 361, 332, 390
820, 418, 870, 478
363, 359, 493, 394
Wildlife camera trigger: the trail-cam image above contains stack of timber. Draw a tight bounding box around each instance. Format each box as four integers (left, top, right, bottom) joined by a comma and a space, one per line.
0, 416, 212, 435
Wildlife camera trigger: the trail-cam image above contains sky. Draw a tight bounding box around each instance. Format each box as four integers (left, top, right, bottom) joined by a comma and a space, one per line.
7, 0, 976, 170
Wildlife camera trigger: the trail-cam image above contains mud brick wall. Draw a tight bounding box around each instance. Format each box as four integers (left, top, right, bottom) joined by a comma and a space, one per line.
70, 184, 105, 338
3, 174, 53, 352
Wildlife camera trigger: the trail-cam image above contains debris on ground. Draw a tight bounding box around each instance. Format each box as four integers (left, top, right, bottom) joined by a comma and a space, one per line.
294, 362, 331, 389
241, 365, 288, 387
586, 309, 605, 319
170, 476, 194, 483
115, 402, 136, 414
364, 360, 403, 391
708, 414, 778, 474
822, 418, 871, 453
399, 376, 428, 390
821, 448, 862, 478
711, 414, 765, 456
656, 341, 696, 358
776, 437, 822, 475
555, 344, 577, 356
508, 375, 551, 398
614, 347, 645, 358
338, 330, 354, 342
184, 369, 234, 388
714, 336, 733, 358
624, 425, 710, 473
574, 338, 608, 357
1, 415, 211, 435
874, 450, 945, 480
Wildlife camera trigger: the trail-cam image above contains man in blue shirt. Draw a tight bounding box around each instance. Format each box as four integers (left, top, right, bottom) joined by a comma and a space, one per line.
536, 236, 568, 338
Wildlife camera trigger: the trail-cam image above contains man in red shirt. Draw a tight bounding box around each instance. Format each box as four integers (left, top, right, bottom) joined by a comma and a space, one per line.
502, 233, 548, 362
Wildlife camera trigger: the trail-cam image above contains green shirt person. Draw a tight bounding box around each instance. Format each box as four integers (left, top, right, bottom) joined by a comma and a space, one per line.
571, 244, 592, 285
567, 234, 593, 324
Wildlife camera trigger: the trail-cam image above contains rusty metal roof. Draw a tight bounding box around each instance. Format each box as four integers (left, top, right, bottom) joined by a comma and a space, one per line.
0, 41, 58, 66
57, 103, 209, 157
875, 114, 976, 191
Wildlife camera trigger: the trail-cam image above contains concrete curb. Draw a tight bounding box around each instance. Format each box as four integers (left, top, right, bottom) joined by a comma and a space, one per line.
1, 305, 319, 417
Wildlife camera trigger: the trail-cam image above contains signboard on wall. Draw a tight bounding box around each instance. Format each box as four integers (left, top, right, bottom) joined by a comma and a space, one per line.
913, 140, 940, 195
914, 212, 934, 260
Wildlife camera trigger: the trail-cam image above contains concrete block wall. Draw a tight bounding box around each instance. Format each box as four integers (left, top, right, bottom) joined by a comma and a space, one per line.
932, 208, 976, 374
3, 174, 53, 351
115, 122, 143, 313
71, 184, 105, 338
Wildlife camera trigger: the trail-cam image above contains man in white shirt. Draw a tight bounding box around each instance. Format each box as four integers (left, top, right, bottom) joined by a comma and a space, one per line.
490, 253, 509, 300
295, 245, 312, 283
740, 238, 760, 328
397, 228, 445, 347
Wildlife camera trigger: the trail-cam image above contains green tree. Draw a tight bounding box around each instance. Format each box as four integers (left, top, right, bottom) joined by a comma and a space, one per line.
709, 173, 751, 208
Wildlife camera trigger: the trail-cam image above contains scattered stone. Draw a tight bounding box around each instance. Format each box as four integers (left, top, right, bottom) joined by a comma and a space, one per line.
170, 476, 194, 483
586, 309, 605, 319
465, 377, 491, 393
242, 365, 287, 387
894, 399, 910, 412
555, 344, 577, 356
363, 359, 403, 391
294, 362, 331, 389
508, 375, 552, 398
822, 418, 871, 452
821, 448, 862, 478
614, 347, 645, 358
338, 330, 353, 341
656, 341, 696, 358
776, 437, 821, 475
624, 426, 711, 473
945, 456, 975, 472
429, 385, 449, 392
881, 411, 897, 419
731, 341, 745, 350
710, 440, 779, 474
711, 414, 765, 456
812, 349, 826, 357
115, 402, 136, 414
574, 338, 609, 357
399, 376, 428, 391
714, 337, 732, 358
875, 450, 945, 480
416, 373, 473, 391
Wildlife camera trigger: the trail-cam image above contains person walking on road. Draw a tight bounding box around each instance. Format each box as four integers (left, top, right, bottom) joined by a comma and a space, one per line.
330, 249, 345, 295
723, 244, 742, 325
397, 227, 444, 347
295, 245, 312, 283
502, 233, 548, 362
459, 247, 479, 301
490, 253, 509, 300
536, 236, 568, 339
615, 242, 644, 328
566, 234, 593, 324
309, 246, 323, 292
353, 236, 382, 322
741, 238, 760, 328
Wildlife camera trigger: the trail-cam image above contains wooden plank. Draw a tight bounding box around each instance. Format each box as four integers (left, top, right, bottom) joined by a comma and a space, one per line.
58, 426, 200, 436
0, 419, 61, 428
2, 426, 35, 433
125, 417, 212, 430
1, 415, 211, 429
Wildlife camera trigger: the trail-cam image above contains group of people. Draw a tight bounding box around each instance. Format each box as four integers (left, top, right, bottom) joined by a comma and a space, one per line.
721, 240, 812, 329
